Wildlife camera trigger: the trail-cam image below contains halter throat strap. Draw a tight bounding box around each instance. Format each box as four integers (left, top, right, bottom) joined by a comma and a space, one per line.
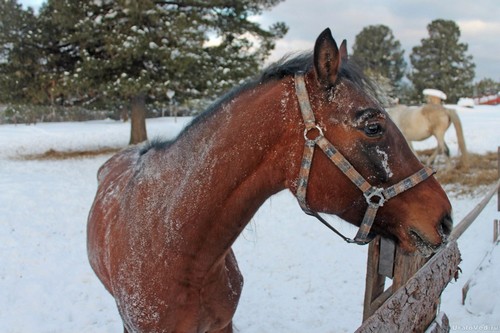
294, 73, 434, 245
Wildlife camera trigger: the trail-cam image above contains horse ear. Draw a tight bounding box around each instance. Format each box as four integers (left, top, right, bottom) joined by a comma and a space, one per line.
313, 28, 342, 87
339, 39, 348, 62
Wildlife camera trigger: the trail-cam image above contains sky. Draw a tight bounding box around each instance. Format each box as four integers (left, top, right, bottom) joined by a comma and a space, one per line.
255, 0, 500, 82
20, 0, 499, 82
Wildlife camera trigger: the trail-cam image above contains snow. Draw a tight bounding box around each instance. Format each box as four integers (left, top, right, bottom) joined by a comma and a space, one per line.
464, 247, 500, 316
0, 105, 499, 332
458, 98, 475, 108
423, 88, 447, 100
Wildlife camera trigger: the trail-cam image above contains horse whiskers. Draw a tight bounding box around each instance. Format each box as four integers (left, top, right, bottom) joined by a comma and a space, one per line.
409, 229, 443, 258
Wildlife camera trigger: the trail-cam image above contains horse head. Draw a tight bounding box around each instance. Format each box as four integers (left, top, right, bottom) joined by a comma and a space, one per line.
286, 28, 452, 256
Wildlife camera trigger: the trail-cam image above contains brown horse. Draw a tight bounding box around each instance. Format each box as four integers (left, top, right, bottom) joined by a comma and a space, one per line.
87, 28, 452, 333
387, 104, 469, 170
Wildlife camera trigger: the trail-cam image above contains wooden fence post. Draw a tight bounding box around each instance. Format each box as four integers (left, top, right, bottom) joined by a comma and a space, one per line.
496, 146, 499, 242
362, 237, 397, 321
490, 146, 499, 243
362, 237, 430, 322
494, 219, 499, 243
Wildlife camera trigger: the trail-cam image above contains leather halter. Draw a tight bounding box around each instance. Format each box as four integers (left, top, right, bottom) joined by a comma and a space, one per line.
294, 73, 435, 245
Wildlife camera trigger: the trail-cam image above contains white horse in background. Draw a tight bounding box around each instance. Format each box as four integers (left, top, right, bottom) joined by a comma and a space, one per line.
387, 103, 469, 170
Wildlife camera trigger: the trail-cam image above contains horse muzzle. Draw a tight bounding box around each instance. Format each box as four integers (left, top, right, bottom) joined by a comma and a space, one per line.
408, 213, 453, 257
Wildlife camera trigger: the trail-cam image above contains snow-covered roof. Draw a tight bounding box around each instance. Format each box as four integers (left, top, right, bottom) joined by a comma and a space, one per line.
423, 88, 447, 100
458, 97, 475, 107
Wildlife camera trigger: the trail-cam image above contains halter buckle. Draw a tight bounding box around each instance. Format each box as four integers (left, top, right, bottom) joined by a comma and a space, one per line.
364, 187, 386, 208
303, 125, 324, 143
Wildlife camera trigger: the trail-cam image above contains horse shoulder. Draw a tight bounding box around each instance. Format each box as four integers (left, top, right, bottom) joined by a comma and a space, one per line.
88, 146, 147, 290
422, 105, 452, 130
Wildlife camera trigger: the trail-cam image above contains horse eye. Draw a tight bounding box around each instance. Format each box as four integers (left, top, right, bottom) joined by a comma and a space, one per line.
364, 123, 382, 137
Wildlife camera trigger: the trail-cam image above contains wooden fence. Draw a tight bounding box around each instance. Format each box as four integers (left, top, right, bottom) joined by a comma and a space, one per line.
356, 147, 500, 332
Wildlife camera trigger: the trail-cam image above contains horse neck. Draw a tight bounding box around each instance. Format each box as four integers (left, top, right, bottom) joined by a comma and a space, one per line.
162, 77, 301, 273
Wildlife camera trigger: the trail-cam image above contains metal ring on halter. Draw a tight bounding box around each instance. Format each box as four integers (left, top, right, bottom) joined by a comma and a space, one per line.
303, 125, 324, 142
364, 187, 386, 208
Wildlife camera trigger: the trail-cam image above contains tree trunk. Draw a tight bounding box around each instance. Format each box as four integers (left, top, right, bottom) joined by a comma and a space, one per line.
129, 94, 148, 145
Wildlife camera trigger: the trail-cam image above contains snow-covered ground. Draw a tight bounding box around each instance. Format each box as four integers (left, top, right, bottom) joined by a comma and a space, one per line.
0, 105, 498, 333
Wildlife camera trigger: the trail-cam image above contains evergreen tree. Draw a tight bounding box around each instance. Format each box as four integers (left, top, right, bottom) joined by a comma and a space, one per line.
351, 24, 406, 102
409, 19, 475, 103
1, 0, 287, 137
45, 0, 287, 106
0, 0, 41, 103
45, 0, 287, 143
37, 1, 85, 104
474, 78, 499, 96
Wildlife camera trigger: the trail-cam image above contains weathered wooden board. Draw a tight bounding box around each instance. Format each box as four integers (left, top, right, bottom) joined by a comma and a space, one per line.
426, 312, 450, 333
356, 241, 461, 333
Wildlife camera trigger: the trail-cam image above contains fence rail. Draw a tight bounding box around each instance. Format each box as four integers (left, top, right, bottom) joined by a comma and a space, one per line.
449, 179, 500, 241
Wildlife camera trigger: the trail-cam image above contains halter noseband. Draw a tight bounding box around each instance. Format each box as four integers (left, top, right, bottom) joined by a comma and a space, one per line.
294, 73, 435, 245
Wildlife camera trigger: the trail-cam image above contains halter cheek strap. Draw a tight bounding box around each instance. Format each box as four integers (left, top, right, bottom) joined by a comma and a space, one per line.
294, 73, 435, 245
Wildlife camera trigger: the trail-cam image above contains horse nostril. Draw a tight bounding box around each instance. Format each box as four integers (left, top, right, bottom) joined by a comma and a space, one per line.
440, 214, 453, 237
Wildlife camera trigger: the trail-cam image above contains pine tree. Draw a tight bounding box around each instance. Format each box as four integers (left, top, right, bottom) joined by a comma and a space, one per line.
1, 0, 89, 106
45, 0, 288, 108
36, 0, 85, 106
0, 0, 41, 104
409, 19, 475, 103
474, 78, 499, 97
44, 0, 287, 143
351, 24, 406, 102
1, 0, 287, 138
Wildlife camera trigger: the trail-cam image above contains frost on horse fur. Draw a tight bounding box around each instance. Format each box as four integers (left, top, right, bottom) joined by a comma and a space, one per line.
87, 28, 452, 333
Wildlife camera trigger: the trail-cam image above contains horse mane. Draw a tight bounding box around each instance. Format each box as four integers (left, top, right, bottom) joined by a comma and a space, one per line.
142, 52, 375, 153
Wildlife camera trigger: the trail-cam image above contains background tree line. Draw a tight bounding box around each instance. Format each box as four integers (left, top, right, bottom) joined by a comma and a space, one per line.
351, 20, 498, 105
1, 1, 498, 129
0, 0, 287, 141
